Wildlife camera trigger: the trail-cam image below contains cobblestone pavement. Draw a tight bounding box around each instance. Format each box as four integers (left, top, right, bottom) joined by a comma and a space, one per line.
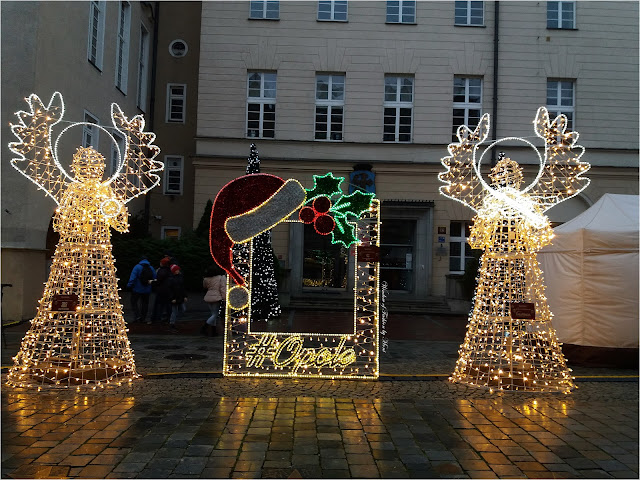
2, 315, 638, 479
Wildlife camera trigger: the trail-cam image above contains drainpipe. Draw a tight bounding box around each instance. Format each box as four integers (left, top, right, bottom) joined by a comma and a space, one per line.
144, 1, 160, 236
491, 1, 499, 166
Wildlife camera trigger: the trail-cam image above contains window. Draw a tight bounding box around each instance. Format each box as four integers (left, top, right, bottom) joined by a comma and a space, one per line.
547, 80, 575, 129
87, 1, 106, 70
381, 219, 415, 291
250, 0, 279, 19
166, 84, 186, 123
115, 1, 131, 93
452, 77, 482, 140
110, 131, 125, 176
383, 76, 413, 142
547, 1, 575, 29
169, 39, 188, 57
318, 0, 348, 21
455, 0, 484, 26
163, 156, 184, 195
315, 74, 345, 141
161, 227, 181, 240
386, 0, 415, 23
137, 25, 150, 111
450, 221, 474, 273
82, 111, 99, 149
247, 72, 276, 138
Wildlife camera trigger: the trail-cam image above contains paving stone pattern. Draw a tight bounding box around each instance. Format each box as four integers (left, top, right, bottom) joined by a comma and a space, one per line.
2, 312, 638, 479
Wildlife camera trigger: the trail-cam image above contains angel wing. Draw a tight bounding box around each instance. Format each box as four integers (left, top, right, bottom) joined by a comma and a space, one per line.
438, 114, 490, 213
528, 107, 590, 211
9, 92, 69, 205
109, 104, 162, 203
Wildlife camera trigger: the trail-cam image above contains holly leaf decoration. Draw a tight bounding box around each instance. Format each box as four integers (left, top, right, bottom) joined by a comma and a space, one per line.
332, 190, 374, 219
331, 217, 357, 248
306, 173, 343, 201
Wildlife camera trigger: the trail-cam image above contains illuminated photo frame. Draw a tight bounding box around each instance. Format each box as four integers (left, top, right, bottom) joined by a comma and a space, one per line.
215, 182, 381, 380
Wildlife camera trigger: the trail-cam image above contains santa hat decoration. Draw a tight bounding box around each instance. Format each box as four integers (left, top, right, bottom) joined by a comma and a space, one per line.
209, 173, 306, 309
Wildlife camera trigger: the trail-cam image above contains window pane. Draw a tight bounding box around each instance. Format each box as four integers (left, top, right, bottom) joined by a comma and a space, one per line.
547, 82, 558, 104
318, 0, 331, 20
250, 0, 264, 17
450, 221, 462, 237
316, 76, 329, 100
547, 1, 559, 28
264, 74, 277, 98
401, 1, 415, 22
384, 77, 397, 102
331, 77, 345, 100
450, 242, 461, 256
399, 78, 413, 102
450, 257, 461, 271
387, 0, 399, 22
266, 0, 279, 18
455, 1, 466, 24
467, 109, 481, 127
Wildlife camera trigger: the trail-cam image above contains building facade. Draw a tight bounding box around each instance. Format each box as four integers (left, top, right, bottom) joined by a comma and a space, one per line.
1, 1, 157, 320
192, 1, 638, 307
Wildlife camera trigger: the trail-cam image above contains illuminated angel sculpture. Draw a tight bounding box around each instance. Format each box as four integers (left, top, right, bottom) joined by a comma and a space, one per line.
6, 92, 162, 388
439, 107, 590, 393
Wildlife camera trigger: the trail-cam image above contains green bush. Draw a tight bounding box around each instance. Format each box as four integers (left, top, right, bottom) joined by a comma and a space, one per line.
112, 205, 216, 294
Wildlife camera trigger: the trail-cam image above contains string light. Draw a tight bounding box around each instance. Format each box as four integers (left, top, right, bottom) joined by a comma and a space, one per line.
220, 171, 381, 379
439, 107, 590, 393
6, 92, 162, 388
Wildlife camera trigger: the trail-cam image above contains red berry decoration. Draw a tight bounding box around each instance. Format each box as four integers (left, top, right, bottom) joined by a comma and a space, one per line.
313, 196, 331, 214
314, 214, 335, 235
299, 206, 316, 224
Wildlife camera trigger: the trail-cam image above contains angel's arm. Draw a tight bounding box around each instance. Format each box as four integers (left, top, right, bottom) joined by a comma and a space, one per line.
528, 107, 590, 211
109, 104, 162, 203
9, 92, 69, 205
438, 114, 490, 213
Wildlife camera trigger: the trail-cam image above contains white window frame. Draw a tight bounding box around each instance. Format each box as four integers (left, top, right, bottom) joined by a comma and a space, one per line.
315, 74, 345, 141
455, 0, 484, 26
163, 155, 184, 195
110, 131, 126, 176
449, 221, 473, 274
115, 0, 131, 94
161, 226, 182, 240
249, 0, 280, 19
383, 76, 413, 143
246, 72, 277, 139
547, 1, 576, 29
166, 84, 187, 123
386, 0, 416, 24
87, 0, 106, 70
82, 111, 100, 149
452, 76, 483, 140
547, 79, 575, 129
137, 24, 150, 111
318, 0, 348, 21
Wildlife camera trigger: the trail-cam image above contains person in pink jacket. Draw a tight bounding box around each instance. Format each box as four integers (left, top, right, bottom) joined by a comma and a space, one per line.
202, 265, 227, 336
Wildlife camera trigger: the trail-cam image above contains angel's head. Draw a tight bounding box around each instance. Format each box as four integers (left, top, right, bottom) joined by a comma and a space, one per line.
72, 147, 105, 181
489, 152, 523, 189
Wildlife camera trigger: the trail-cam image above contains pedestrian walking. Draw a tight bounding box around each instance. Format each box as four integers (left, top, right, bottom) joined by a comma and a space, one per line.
127, 256, 156, 323
151, 256, 172, 323
168, 264, 187, 332
202, 266, 227, 336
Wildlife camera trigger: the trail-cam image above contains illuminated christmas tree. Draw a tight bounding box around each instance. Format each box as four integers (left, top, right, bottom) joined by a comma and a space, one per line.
242, 144, 281, 321
439, 107, 590, 393
6, 92, 162, 388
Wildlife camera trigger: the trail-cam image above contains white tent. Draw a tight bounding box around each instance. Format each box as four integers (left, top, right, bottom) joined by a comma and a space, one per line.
538, 194, 639, 348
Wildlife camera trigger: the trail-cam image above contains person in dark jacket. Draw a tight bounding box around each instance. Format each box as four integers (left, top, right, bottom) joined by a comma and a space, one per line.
150, 256, 172, 323
168, 264, 188, 332
127, 256, 156, 323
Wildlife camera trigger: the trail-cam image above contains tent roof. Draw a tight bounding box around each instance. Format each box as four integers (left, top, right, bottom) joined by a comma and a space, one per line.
554, 193, 639, 235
